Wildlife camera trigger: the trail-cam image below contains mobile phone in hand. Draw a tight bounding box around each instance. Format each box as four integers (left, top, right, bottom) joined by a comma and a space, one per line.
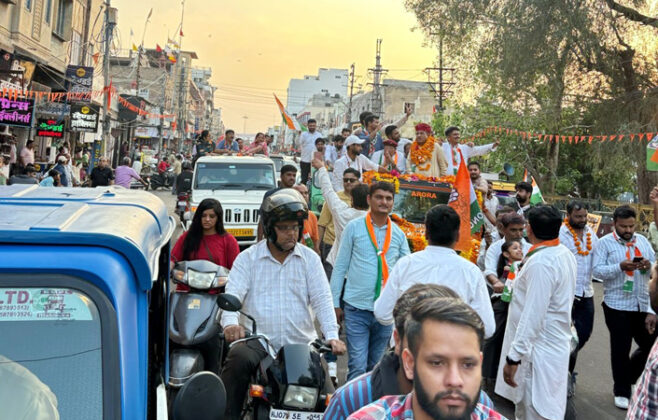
633, 256, 644, 263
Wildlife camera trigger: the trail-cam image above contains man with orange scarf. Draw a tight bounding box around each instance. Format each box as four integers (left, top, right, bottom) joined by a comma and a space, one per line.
495, 205, 577, 420
407, 123, 448, 177
330, 181, 410, 382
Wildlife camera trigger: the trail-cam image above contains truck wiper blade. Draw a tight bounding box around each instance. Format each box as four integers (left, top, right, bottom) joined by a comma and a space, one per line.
215, 183, 244, 188
246, 185, 272, 190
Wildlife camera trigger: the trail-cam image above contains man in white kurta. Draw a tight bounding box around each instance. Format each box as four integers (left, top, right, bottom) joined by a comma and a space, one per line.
373, 204, 495, 338
495, 205, 577, 420
442, 126, 499, 175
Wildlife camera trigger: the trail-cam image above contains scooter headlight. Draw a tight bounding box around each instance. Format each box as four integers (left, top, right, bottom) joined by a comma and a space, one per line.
187, 269, 216, 289
283, 385, 317, 410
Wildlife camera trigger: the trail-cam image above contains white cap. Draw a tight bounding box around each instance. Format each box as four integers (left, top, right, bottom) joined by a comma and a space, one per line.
344, 135, 365, 148
57, 155, 67, 162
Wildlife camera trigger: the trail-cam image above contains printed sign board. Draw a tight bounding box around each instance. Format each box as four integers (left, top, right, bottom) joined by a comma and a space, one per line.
65, 65, 94, 102
70, 103, 99, 132
36, 118, 65, 138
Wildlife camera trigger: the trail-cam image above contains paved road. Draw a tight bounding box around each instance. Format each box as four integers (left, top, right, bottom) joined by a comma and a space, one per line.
152, 189, 630, 420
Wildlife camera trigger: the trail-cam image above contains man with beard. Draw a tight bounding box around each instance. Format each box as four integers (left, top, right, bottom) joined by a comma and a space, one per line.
332, 135, 387, 191
326, 284, 495, 420
348, 297, 506, 420
593, 205, 657, 410
325, 134, 346, 169
408, 123, 448, 177
558, 201, 599, 389
496, 206, 577, 420
513, 182, 533, 217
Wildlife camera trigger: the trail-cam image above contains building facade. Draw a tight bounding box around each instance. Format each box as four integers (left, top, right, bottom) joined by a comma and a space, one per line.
286, 68, 348, 114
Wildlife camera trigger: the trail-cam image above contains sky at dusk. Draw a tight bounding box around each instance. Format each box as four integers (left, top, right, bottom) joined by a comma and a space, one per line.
113, 0, 438, 132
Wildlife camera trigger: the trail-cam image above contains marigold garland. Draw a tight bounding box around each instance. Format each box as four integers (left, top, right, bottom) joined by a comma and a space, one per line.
564, 218, 592, 255
390, 214, 428, 252
409, 136, 437, 171
362, 172, 400, 193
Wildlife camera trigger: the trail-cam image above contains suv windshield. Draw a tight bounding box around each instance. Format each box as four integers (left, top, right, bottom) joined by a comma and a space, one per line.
393, 185, 451, 223
194, 162, 276, 190
0, 287, 103, 420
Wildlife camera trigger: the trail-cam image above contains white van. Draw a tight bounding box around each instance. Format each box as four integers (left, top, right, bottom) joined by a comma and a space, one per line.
186, 156, 277, 246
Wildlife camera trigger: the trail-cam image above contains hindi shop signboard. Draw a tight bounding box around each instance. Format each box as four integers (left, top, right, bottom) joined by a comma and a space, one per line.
0, 97, 34, 127
69, 103, 99, 132
36, 118, 65, 138
65, 65, 94, 102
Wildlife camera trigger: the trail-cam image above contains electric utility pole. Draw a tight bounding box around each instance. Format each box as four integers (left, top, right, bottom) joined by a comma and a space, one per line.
368, 39, 387, 118
346, 63, 355, 124
424, 37, 455, 111
102, 2, 117, 149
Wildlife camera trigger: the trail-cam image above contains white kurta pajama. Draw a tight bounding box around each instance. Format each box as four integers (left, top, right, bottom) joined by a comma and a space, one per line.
495, 244, 577, 420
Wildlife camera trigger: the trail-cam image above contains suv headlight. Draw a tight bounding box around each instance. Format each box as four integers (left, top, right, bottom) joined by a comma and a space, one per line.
283, 385, 317, 410
187, 270, 216, 289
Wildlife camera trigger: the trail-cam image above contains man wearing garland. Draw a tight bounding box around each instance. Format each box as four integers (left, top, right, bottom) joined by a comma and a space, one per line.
442, 126, 499, 175
371, 139, 406, 174
558, 201, 599, 393
407, 123, 448, 177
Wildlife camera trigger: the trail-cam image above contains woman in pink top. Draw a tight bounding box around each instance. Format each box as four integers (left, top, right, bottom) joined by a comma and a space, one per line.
171, 198, 240, 268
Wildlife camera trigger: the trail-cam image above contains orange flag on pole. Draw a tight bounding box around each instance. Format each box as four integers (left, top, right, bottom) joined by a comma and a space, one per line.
448, 151, 484, 252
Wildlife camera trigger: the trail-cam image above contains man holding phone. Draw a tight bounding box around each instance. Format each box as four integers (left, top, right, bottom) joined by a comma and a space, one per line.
593, 205, 657, 410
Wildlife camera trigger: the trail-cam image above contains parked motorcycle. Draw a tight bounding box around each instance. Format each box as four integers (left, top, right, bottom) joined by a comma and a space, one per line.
169, 260, 230, 389
175, 192, 190, 223
217, 294, 334, 420
151, 167, 175, 190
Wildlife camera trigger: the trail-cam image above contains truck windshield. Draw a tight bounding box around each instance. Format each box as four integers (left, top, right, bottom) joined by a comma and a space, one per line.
393, 186, 452, 223
195, 162, 276, 190
0, 287, 103, 420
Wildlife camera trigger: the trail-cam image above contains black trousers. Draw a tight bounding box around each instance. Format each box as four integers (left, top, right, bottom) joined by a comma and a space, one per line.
320, 241, 333, 280
569, 296, 595, 372
482, 298, 509, 379
220, 339, 334, 420
602, 302, 657, 398
300, 161, 311, 185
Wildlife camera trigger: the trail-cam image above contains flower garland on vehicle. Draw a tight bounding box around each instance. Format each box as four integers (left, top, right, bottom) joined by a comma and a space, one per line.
390, 214, 428, 252
409, 136, 437, 171
563, 218, 592, 255
362, 171, 400, 193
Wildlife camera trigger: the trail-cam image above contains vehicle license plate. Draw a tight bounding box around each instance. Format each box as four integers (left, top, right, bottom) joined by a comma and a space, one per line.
269, 408, 323, 420
178, 201, 187, 206
227, 228, 254, 237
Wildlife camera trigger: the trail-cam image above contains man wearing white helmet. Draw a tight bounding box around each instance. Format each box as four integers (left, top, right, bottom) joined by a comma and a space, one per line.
332, 135, 389, 191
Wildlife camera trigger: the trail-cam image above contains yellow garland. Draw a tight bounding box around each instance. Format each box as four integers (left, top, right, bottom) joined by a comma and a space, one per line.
362, 171, 400, 193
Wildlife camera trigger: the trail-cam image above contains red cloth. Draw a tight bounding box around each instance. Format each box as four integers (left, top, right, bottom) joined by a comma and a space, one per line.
158, 161, 170, 174
171, 232, 240, 269
414, 123, 432, 134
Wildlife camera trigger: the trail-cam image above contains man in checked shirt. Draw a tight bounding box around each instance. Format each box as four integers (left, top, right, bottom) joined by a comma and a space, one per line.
593, 205, 657, 410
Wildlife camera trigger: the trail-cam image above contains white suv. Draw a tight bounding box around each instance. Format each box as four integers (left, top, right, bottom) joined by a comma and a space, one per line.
186, 156, 277, 246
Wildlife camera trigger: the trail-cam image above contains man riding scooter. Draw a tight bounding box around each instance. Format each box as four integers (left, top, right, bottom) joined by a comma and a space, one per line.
220, 189, 346, 420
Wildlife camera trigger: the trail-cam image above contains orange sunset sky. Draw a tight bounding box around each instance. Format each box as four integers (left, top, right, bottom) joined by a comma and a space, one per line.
113, 0, 438, 132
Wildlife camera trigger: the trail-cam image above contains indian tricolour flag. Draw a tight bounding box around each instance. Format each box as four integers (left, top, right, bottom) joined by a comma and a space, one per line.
449, 151, 485, 252
522, 169, 545, 204
274, 94, 307, 132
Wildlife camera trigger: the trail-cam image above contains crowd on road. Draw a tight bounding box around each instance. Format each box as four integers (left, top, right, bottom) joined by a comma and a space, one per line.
6, 108, 658, 420
157, 108, 658, 420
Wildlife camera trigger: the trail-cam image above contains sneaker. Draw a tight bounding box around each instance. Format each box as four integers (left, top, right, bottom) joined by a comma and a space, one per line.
614, 396, 629, 410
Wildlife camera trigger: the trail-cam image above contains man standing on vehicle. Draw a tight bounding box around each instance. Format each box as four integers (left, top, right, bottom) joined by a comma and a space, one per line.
194, 130, 215, 159
407, 123, 448, 177
331, 181, 410, 381
216, 129, 239, 154
299, 119, 323, 184
593, 205, 657, 410
220, 189, 346, 420
332, 135, 388, 191
442, 126, 499, 176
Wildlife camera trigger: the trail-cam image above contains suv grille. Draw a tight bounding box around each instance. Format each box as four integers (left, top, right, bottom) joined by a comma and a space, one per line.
224, 208, 260, 224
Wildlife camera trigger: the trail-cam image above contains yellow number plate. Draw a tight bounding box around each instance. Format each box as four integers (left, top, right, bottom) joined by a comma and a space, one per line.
227, 228, 254, 237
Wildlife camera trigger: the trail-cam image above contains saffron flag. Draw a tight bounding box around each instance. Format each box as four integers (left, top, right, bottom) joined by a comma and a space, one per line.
449, 151, 485, 252
522, 169, 545, 204
647, 135, 658, 171
132, 43, 138, 52
156, 44, 163, 52
274, 94, 304, 131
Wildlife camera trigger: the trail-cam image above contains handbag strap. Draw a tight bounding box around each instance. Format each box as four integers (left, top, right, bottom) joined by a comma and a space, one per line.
202, 238, 217, 264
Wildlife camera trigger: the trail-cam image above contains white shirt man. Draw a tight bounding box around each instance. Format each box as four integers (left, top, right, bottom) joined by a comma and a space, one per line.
313, 163, 367, 266
332, 136, 379, 191
299, 129, 323, 163
559, 222, 599, 299
442, 127, 498, 175
373, 239, 495, 338
496, 206, 577, 420
371, 145, 406, 174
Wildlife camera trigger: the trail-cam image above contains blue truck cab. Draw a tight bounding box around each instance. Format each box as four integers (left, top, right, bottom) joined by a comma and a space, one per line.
0, 185, 176, 420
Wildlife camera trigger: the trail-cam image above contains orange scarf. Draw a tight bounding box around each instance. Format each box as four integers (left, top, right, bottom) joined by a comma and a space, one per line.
365, 212, 392, 299
613, 231, 642, 276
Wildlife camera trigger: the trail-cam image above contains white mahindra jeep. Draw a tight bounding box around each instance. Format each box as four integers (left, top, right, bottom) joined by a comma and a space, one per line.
185, 156, 276, 246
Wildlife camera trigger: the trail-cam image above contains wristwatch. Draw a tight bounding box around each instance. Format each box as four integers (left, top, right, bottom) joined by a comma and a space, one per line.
506, 356, 521, 366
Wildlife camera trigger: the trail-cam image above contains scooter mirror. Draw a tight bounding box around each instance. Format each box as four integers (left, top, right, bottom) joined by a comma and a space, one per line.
172, 371, 226, 420
183, 211, 192, 221
217, 294, 242, 312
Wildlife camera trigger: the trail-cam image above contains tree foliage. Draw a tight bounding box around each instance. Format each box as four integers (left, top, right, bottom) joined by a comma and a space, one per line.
405, 0, 658, 201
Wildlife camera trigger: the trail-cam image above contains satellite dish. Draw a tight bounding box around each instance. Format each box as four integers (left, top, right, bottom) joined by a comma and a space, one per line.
503, 163, 515, 176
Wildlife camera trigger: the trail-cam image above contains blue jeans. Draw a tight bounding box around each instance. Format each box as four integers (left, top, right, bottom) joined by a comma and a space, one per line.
344, 303, 393, 381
